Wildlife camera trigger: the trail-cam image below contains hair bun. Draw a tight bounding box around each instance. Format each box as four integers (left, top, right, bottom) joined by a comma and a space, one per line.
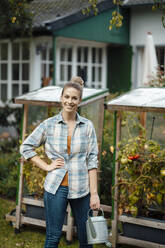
70, 76, 84, 87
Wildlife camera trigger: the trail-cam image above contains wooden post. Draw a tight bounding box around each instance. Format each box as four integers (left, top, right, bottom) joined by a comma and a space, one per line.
111, 111, 121, 248
140, 112, 146, 135
97, 98, 106, 175
15, 104, 28, 231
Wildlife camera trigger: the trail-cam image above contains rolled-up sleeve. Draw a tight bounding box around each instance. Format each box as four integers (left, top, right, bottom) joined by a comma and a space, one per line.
20, 122, 46, 160
86, 121, 98, 170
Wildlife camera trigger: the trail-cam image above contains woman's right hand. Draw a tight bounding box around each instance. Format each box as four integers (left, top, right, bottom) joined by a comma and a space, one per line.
46, 158, 65, 172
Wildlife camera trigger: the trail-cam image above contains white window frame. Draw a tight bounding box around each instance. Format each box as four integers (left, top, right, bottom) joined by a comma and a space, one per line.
40, 44, 53, 83
56, 37, 107, 89
11, 40, 30, 98
0, 39, 30, 106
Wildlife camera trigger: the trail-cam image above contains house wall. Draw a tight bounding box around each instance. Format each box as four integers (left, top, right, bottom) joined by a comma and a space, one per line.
129, 6, 164, 88
54, 9, 130, 45
130, 6, 164, 46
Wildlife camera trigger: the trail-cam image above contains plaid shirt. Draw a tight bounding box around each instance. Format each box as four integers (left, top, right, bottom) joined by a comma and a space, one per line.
20, 112, 98, 199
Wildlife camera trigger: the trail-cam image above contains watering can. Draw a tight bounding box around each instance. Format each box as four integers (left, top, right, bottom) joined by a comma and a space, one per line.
86, 208, 112, 247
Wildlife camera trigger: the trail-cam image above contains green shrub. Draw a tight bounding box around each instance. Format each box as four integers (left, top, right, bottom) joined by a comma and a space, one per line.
99, 110, 114, 206
0, 144, 19, 199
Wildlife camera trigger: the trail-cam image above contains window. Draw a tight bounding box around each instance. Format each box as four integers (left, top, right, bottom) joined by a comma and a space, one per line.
59, 46, 72, 83
0, 41, 30, 103
0, 43, 8, 102
41, 46, 53, 87
56, 38, 106, 89
156, 47, 165, 69
12, 41, 30, 97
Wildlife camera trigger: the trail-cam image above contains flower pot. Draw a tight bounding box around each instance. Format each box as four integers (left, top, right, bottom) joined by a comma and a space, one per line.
122, 216, 165, 245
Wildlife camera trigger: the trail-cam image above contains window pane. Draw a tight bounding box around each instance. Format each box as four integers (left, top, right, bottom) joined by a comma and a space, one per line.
92, 48, 96, 63
22, 63, 29, 80
60, 65, 65, 81
49, 48, 53, 61
12, 84, 19, 97
60, 48, 65, 61
67, 65, 72, 80
92, 67, 95, 81
1, 84, 7, 102
98, 67, 102, 81
98, 48, 102, 63
1, 64, 7, 80
41, 48, 47, 60
22, 42, 30, 60
49, 64, 53, 77
22, 84, 29, 94
12, 43, 19, 60
77, 47, 81, 62
1, 43, 8, 60
77, 66, 81, 76
42, 63, 47, 77
156, 47, 164, 68
12, 64, 19, 80
84, 47, 88, 62
77, 66, 87, 82
68, 48, 72, 62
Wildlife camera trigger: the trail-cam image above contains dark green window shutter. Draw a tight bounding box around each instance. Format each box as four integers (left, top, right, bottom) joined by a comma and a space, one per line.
107, 46, 132, 93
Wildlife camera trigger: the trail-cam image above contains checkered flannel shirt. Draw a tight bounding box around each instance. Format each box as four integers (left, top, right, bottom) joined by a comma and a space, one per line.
20, 112, 98, 199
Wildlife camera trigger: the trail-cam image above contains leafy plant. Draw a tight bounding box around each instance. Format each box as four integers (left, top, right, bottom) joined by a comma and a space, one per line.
23, 145, 51, 198
0, 0, 33, 38
100, 111, 114, 205
115, 113, 165, 218
0, 147, 19, 199
148, 66, 165, 87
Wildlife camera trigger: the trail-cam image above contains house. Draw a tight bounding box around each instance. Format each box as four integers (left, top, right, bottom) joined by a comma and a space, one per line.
0, 0, 131, 106
123, 0, 165, 88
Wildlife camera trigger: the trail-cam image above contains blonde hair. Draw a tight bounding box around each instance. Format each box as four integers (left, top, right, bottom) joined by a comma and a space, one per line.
70, 76, 84, 87
61, 76, 84, 99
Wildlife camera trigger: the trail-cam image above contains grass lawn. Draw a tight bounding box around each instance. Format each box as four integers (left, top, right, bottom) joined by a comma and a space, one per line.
0, 197, 108, 248
0, 197, 138, 248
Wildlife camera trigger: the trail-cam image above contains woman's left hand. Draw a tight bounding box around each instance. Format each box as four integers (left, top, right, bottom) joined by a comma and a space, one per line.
90, 193, 100, 210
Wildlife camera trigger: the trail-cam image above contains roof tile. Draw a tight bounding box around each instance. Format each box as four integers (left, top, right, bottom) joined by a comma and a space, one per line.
30, 0, 106, 28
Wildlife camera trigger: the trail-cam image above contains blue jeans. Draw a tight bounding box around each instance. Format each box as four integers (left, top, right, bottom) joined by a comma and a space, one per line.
44, 186, 92, 248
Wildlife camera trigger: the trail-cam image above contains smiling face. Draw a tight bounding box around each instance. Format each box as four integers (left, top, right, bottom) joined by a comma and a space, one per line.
61, 87, 81, 114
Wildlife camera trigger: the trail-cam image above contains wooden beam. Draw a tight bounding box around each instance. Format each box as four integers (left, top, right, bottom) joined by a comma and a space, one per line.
118, 235, 165, 248
119, 215, 165, 230
15, 104, 28, 230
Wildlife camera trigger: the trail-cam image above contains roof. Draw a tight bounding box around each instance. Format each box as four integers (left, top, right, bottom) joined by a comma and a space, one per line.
29, 0, 113, 31
107, 88, 165, 113
14, 86, 109, 106
123, 0, 165, 6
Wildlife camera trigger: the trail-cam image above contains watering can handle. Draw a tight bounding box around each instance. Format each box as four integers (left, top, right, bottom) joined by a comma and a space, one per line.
88, 208, 104, 217
88, 216, 97, 239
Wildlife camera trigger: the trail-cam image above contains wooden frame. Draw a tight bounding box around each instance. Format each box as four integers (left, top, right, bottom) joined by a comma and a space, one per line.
107, 106, 165, 248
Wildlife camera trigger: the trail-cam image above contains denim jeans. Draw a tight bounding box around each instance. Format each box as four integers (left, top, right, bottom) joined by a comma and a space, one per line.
44, 186, 92, 248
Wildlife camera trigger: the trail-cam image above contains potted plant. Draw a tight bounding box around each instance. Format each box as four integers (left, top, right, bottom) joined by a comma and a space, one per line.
115, 117, 165, 244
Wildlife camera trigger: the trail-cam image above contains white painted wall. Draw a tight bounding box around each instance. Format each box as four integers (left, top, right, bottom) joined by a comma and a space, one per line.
130, 6, 165, 46
129, 6, 165, 88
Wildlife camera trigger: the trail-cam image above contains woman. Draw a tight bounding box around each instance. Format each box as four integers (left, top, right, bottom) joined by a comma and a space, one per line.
20, 77, 100, 248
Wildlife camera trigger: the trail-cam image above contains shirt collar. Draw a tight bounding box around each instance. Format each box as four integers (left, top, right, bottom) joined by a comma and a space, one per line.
56, 111, 85, 124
